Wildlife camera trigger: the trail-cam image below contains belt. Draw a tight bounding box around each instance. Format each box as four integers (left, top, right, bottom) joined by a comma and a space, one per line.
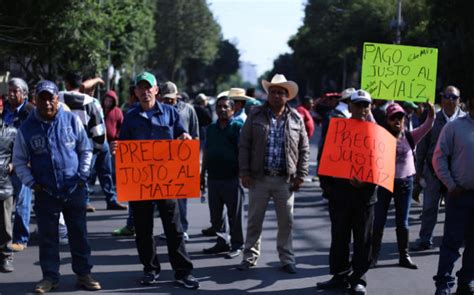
264, 169, 287, 177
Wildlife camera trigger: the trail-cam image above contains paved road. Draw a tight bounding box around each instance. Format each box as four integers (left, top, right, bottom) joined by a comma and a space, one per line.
0, 134, 459, 294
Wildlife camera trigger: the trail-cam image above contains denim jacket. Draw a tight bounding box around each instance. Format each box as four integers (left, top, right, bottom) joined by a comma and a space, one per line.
13, 107, 92, 197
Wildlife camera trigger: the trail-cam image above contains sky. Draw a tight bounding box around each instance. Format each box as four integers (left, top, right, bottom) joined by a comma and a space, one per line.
208, 0, 307, 76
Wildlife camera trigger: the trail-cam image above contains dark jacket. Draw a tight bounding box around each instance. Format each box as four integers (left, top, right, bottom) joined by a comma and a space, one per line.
0, 117, 17, 200
239, 103, 310, 182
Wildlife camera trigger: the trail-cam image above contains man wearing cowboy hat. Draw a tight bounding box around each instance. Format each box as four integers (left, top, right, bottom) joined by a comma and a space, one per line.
237, 74, 309, 273
228, 88, 254, 124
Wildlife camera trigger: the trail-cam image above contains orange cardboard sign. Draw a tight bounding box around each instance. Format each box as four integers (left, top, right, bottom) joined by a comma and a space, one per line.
115, 140, 200, 201
318, 118, 396, 192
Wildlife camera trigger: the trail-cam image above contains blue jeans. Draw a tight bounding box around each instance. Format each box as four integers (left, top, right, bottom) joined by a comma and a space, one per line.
11, 173, 32, 245
418, 166, 445, 245
434, 190, 474, 290
87, 141, 118, 205
35, 185, 92, 283
374, 176, 413, 232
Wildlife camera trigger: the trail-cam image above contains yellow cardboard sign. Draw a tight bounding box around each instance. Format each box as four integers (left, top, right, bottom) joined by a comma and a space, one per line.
361, 42, 438, 103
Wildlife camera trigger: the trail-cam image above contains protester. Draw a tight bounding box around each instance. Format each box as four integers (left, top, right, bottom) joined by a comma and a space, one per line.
59, 72, 106, 212
412, 86, 466, 251
13, 80, 100, 293
0, 106, 17, 273
237, 74, 309, 274
101, 90, 123, 159
160, 81, 199, 241
193, 93, 212, 150
317, 87, 355, 198
296, 96, 315, 139
5, 78, 33, 253
201, 96, 244, 259
316, 90, 376, 295
116, 72, 199, 289
370, 102, 435, 270
87, 88, 127, 211
229, 88, 252, 124
431, 93, 474, 295
121, 85, 138, 114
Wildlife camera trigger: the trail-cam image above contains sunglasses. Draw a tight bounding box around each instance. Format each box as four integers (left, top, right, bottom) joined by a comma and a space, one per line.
443, 94, 460, 100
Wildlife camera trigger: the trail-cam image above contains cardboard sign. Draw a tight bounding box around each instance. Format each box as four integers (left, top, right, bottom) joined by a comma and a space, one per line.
361, 42, 438, 103
318, 118, 396, 192
115, 140, 200, 201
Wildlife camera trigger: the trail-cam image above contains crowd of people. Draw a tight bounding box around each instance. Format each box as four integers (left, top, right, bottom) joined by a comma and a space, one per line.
0, 71, 472, 295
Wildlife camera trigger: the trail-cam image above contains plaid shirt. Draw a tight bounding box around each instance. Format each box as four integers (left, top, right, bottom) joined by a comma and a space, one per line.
264, 109, 287, 172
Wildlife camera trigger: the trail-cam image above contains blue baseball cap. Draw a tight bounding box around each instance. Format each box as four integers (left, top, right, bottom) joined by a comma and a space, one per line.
36, 80, 59, 96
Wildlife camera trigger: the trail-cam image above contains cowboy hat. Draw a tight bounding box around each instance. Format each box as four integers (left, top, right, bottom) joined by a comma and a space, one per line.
228, 88, 254, 101
261, 74, 298, 100
217, 90, 229, 98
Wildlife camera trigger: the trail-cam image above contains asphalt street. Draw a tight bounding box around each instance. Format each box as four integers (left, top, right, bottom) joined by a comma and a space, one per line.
0, 134, 458, 294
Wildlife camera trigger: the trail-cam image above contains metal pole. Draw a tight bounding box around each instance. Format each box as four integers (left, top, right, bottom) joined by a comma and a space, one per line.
396, 0, 402, 44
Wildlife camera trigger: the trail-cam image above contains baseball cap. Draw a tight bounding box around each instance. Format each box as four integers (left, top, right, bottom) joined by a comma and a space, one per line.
160, 81, 178, 99
339, 87, 356, 101
135, 72, 157, 87
36, 80, 59, 96
386, 103, 406, 118
350, 89, 372, 104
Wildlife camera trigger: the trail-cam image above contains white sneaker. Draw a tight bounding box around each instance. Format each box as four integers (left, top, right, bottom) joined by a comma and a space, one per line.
183, 232, 189, 241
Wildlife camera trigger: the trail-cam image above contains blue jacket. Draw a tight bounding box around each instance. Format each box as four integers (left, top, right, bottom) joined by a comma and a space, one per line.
120, 102, 186, 140
13, 107, 92, 197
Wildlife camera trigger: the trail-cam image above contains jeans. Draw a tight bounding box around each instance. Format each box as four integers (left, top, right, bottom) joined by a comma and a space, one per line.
11, 173, 32, 245
374, 176, 413, 231
34, 185, 92, 283
87, 141, 118, 205
418, 166, 445, 245
434, 190, 474, 290
130, 199, 193, 278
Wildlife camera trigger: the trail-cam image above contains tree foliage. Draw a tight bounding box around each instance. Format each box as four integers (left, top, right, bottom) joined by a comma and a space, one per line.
283, 0, 433, 96
0, 0, 155, 80
152, 0, 221, 81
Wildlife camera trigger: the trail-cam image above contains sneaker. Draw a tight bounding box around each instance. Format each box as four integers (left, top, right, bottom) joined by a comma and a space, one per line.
86, 204, 96, 213
140, 271, 160, 285
106, 202, 128, 210
10, 243, 26, 252
0, 258, 14, 273
176, 274, 200, 289
225, 248, 243, 259
76, 274, 101, 291
351, 283, 367, 295
35, 279, 58, 293
158, 233, 167, 240
112, 226, 135, 236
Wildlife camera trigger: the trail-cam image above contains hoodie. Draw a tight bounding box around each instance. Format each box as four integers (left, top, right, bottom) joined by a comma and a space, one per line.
101, 90, 124, 142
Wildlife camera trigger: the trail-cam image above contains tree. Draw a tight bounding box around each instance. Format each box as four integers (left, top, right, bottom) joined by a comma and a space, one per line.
0, 0, 155, 81
152, 0, 221, 81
